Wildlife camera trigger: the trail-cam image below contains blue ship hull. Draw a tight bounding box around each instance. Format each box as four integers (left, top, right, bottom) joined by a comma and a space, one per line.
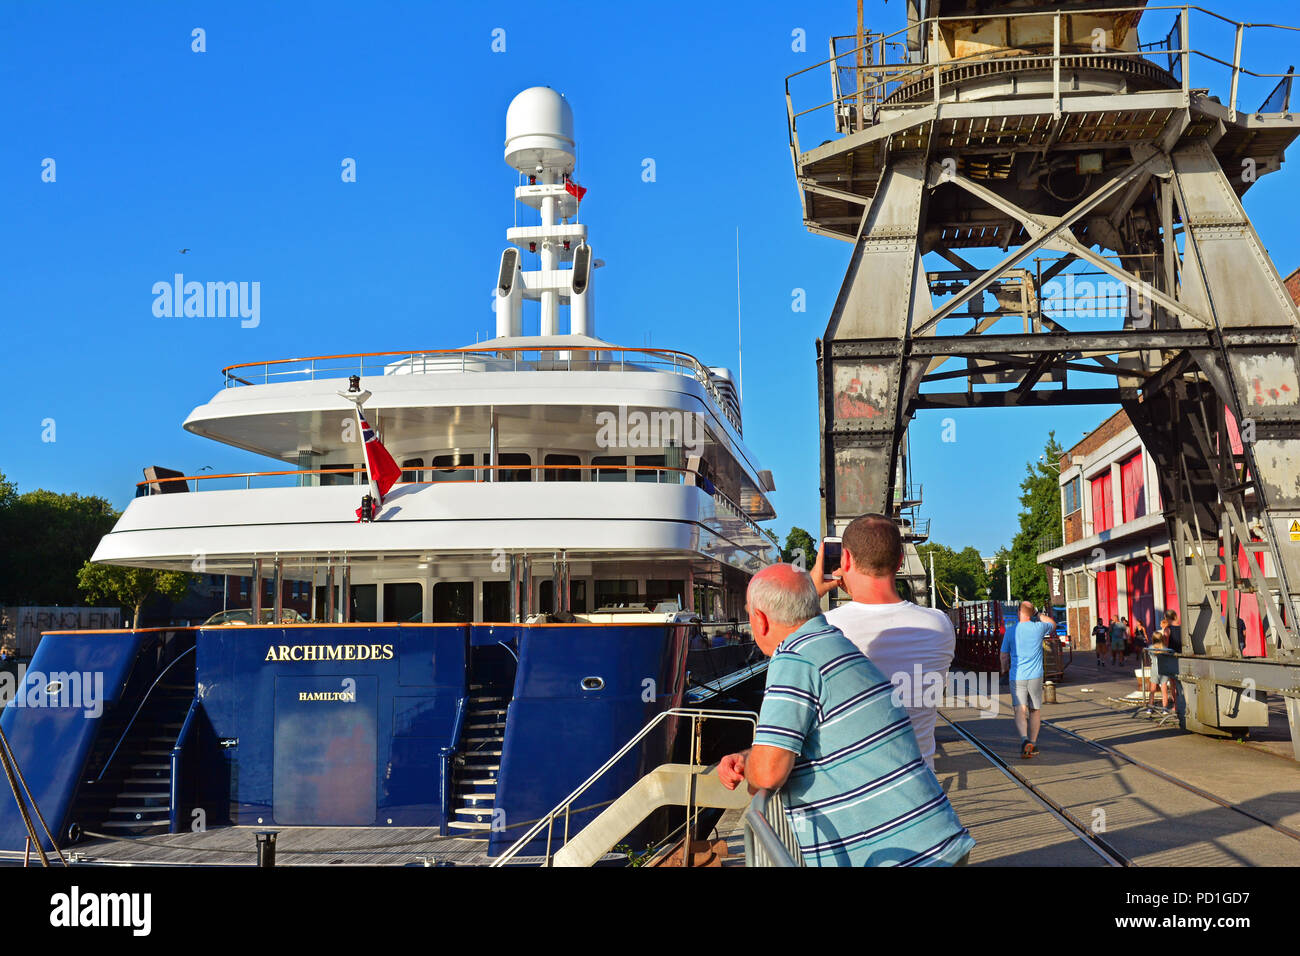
0, 622, 760, 859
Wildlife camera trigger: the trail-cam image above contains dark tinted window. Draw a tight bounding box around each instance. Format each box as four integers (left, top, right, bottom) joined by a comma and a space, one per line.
482, 581, 510, 622
494, 453, 532, 482
544, 454, 581, 482
635, 454, 666, 483
350, 584, 378, 622
432, 581, 473, 623
592, 455, 626, 482
431, 453, 474, 482
383, 582, 423, 622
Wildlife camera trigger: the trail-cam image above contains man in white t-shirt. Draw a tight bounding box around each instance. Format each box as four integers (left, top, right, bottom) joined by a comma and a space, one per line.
812, 514, 955, 770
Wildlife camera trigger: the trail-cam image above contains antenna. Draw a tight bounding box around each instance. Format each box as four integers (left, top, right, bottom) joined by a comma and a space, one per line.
735, 227, 743, 406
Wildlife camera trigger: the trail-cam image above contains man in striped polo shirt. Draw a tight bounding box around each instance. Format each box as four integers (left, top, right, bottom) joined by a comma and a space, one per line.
718, 564, 974, 866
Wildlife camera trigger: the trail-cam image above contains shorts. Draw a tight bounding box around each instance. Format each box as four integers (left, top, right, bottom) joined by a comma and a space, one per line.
1110, 637, 1126, 650
1012, 678, 1043, 709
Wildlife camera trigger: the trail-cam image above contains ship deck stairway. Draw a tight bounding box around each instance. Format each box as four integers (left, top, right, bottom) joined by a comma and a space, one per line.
75, 649, 196, 838
446, 644, 517, 836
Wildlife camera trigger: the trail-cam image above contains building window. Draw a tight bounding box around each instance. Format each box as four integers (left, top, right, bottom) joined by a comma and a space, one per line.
1062, 475, 1082, 515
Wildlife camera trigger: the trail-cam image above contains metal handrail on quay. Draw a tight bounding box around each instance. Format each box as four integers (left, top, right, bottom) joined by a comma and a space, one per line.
742, 788, 806, 867
489, 707, 757, 867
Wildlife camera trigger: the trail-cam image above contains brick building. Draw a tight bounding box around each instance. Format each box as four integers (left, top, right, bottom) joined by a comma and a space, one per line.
1040, 268, 1300, 653
1038, 410, 1176, 650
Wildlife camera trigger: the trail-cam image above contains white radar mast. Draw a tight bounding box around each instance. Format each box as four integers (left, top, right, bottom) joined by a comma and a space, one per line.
496, 86, 595, 339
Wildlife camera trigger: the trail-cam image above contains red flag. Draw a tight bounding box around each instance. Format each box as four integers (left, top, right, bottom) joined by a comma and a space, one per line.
564, 180, 587, 201
355, 410, 401, 519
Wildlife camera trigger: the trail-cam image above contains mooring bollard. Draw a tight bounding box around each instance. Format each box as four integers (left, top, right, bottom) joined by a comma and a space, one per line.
1044, 681, 1057, 704
255, 830, 279, 867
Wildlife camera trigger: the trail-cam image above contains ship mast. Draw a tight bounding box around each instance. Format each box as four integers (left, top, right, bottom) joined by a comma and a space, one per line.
496, 87, 595, 339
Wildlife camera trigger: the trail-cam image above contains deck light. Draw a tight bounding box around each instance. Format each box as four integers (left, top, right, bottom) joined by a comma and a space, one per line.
359, 494, 375, 522
348, 375, 361, 392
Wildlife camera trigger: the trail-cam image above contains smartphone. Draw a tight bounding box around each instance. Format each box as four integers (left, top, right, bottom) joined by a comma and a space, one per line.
821, 537, 842, 581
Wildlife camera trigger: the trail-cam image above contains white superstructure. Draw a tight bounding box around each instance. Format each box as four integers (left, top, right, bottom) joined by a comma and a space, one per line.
93, 87, 779, 624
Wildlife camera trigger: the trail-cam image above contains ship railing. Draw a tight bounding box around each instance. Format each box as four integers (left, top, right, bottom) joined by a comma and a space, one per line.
786, 5, 1300, 156
742, 788, 806, 867
488, 707, 758, 867
220, 345, 742, 433
135, 463, 692, 493
168, 695, 202, 833
95, 641, 196, 785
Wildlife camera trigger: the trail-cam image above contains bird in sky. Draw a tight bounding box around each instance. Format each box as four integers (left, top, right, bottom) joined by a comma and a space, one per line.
178, 248, 190, 254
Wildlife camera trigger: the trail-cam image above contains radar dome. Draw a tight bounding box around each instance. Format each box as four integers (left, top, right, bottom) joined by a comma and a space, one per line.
505, 86, 575, 175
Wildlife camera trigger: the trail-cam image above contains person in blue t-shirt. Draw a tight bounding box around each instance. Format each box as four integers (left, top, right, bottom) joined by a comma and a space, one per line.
999, 601, 1056, 759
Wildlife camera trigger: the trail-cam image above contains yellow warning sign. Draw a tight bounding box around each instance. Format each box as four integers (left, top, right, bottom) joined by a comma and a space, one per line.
1291, 520, 1300, 542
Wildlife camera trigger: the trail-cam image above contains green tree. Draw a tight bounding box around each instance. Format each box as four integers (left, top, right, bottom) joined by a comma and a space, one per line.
916, 542, 992, 606
0, 479, 119, 606
76, 562, 195, 628
781, 526, 817, 571
1006, 432, 1066, 608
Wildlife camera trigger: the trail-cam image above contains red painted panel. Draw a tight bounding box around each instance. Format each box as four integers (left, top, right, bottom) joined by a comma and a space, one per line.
1120, 452, 1145, 523
1126, 561, 1155, 635
1215, 544, 1267, 657
1162, 555, 1179, 620
1091, 471, 1114, 533
1096, 567, 1118, 626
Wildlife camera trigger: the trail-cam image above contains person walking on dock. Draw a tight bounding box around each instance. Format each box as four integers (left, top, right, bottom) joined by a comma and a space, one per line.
811, 513, 956, 770
1000, 601, 1055, 759
716, 564, 975, 866
1109, 616, 1128, 666
1093, 619, 1110, 668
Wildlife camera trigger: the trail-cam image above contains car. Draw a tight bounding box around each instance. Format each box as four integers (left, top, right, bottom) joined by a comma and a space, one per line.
203, 608, 307, 626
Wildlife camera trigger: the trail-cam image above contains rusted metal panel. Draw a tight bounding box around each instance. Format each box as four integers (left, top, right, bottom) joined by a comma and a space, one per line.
831, 361, 893, 422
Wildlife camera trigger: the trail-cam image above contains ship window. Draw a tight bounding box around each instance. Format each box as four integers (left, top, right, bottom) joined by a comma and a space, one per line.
592, 455, 626, 482
482, 581, 510, 622
493, 453, 532, 482
544, 454, 581, 482
350, 584, 378, 622
401, 458, 424, 483
647, 579, 686, 610
319, 463, 357, 487
432, 581, 473, 623
634, 454, 667, 483
596, 579, 639, 608
383, 582, 423, 622
539, 579, 587, 614
431, 453, 475, 482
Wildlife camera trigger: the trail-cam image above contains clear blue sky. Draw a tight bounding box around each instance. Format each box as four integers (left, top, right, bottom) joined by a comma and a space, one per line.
3, 0, 1299, 555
